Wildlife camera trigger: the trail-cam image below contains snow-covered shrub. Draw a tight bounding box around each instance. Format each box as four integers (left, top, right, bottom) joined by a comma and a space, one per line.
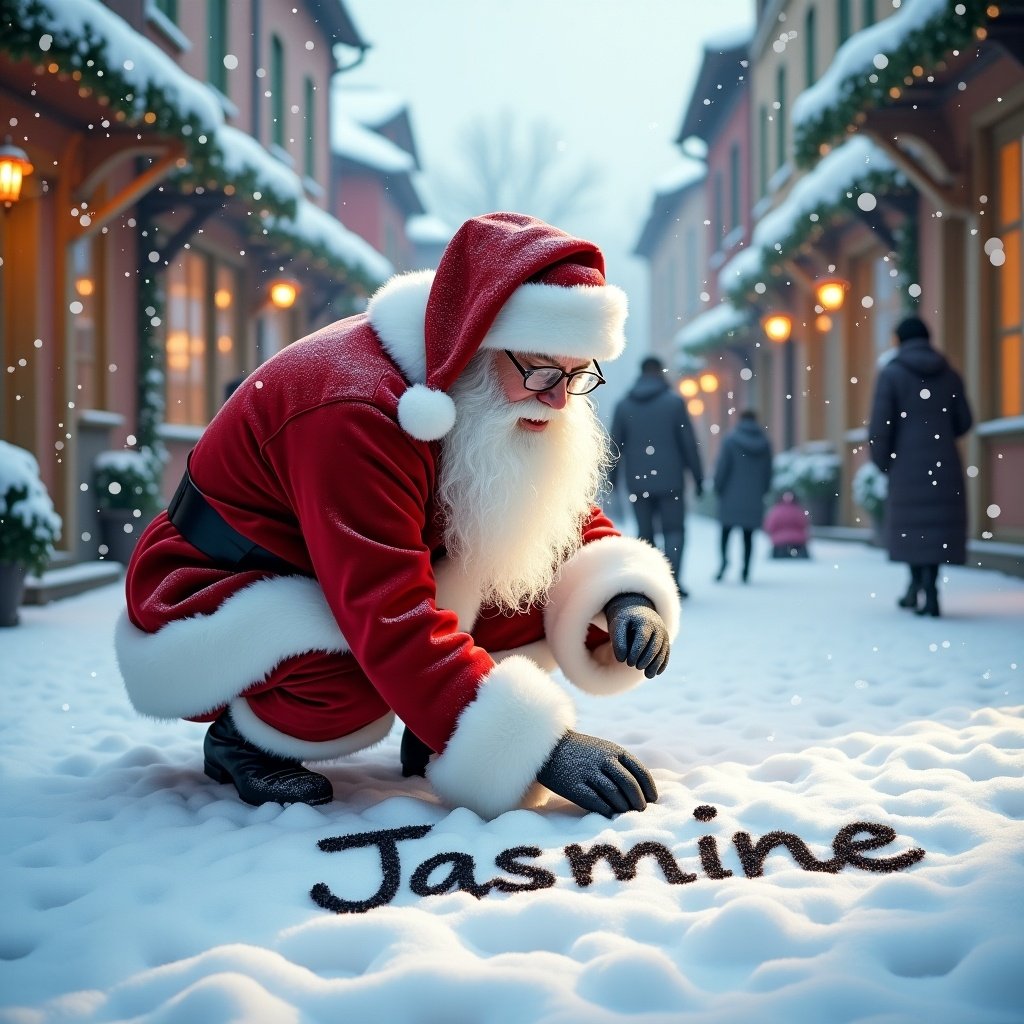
852, 461, 888, 518
93, 449, 163, 513
771, 448, 841, 501
0, 441, 63, 574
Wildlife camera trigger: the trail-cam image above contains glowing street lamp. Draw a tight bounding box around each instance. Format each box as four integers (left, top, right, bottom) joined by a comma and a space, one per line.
0, 138, 33, 206
761, 312, 792, 344
815, 277, 848, 312
269, 278, 299, 309
679, 378, 699, 399
699, 372, 719, 393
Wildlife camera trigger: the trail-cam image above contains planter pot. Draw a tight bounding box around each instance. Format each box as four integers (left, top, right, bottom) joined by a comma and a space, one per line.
0, 562, 27, 627
98, 508, 153, 565
804, 494, 837, 527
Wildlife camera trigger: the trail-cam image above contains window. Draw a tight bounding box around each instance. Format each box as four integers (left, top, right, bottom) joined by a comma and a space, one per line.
304, 77, 316, 179
70, 236, 102, 410
759, 106, 769, 197
685, 226, 698, 313
154, 0, 177, 21
862, 0, 876, 27
207, 0, 228, 95
729, 142, 741, 231
838, 0, 852, 46
996, 134, 1023, 416
164, 252, 242, 425
271, 35, 285, 149
713, 172, 724, 246
775, 66, 787, 172
804, 6, 816, 89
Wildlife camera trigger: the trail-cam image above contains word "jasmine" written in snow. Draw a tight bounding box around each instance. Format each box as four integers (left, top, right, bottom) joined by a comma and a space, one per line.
310, 805, 925, 914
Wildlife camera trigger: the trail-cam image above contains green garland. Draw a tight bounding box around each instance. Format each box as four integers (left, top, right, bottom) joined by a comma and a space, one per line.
895, 208, 920, 311
794, 0, 990, 168
725, 168, 912, 305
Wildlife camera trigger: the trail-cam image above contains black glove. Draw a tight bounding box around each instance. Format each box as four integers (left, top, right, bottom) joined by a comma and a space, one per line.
603, 592, 671, 678
400, 725, 434, 778
536, 729, 658, 817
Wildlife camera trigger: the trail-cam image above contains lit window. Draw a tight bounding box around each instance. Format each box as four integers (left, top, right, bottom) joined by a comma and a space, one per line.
996, 137, 1022, 416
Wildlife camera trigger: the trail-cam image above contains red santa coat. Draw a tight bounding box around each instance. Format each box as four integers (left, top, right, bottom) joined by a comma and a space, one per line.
115, 218, 680, 819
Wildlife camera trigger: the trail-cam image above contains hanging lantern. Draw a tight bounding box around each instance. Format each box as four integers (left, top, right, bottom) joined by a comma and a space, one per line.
0, 138, 33, 206
761, 312, 792, 344
815, 277, 848, 312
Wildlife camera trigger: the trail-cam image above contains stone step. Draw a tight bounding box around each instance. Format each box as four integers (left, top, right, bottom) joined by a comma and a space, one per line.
23, 560, 124, 605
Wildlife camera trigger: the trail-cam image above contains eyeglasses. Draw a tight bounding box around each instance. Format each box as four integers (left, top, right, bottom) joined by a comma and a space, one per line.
504, 351, 605, 395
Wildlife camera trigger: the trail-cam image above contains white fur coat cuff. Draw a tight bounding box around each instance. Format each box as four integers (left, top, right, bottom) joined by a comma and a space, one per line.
427, 655, 575, 820
544, 535, 680, 696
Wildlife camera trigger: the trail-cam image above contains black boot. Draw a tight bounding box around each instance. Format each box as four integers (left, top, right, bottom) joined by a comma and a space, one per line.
898, 566, 923, 609
203, 711, 333, 806
914, 565, 940, 617
714, 562, 727, 582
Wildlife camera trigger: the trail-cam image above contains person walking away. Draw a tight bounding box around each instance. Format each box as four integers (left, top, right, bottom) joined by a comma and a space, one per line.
764, 490, 810, 558
868, 315, 973, 617
713, 410, 774, 583
610, 356, 704, 597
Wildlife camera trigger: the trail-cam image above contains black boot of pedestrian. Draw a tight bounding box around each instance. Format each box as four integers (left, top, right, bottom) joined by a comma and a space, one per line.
914, 565, 940, 617
715, 562, 727, 582
898, 566, 923, 609
203, 710, 333, 806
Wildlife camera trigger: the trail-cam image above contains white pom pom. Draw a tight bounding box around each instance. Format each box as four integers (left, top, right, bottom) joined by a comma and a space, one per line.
397, 384, 457, 441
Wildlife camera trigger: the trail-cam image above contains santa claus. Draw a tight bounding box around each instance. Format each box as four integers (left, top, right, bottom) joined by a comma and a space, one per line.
115, 212, 681, 819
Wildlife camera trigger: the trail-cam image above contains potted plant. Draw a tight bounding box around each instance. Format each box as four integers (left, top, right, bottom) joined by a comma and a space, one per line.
852, 461, 888, 546
0, 440, 63, 626
771, 448, 842, 526
93, 447, 163, 565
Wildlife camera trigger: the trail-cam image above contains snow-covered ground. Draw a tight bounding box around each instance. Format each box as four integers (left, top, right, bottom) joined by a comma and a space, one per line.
2, 514, 1022, 1024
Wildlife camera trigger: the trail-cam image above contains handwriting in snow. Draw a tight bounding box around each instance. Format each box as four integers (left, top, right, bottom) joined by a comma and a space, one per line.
310, 804, 926, 914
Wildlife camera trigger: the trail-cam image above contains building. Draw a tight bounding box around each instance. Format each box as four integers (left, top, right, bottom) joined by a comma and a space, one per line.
637, 0, 1023, 575
0, 0, 393, 573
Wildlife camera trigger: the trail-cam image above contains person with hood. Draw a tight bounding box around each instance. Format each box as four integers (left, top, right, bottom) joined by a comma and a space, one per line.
868, 315, 973, 617
115, 213, 680, 820
713, 410, 774, 583
610, 357, 704, 597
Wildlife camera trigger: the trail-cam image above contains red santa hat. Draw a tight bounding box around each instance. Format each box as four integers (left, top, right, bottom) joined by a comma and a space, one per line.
367, 212, 628, 442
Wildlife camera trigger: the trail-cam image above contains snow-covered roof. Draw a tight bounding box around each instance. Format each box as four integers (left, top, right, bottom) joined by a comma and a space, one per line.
406, 214, 454, 245
265, 198, 394, 284
675, 302, 751, 355
793, 0, 949, 131
331, 115, 415, 174
15, 0, 223, 133
215, 123, 304, 205
718, 136, 899, 297
653, 159, 707, 197
335, 85, 408, 128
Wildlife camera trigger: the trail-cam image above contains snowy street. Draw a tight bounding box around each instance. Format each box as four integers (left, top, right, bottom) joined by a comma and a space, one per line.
1, 513, 1022, 1023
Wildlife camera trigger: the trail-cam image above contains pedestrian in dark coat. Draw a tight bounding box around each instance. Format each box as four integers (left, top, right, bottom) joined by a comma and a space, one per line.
611, 356, 704, 597
713, 410, 774, 583
868, 315, 973, 617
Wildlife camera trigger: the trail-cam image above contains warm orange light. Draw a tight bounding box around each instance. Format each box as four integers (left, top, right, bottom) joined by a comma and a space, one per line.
75, 277, 94, 297
269, 279, 299, 309
214, 288, 233, 309
699, 372, 719, 393
761, 313, 792, 344
815, 277, 848, 312
687, 397, 705, 417
216, 334, 233, 354
679, 378, 700, 399
815, 313, 833, 333
0, 138, 33, 205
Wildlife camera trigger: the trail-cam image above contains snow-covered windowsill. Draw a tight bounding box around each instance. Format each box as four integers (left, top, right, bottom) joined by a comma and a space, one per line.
144, 0, 191, 53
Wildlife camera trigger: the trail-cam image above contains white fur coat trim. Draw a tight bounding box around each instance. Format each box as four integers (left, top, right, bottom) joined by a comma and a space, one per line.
115, 575, 349, 721
229, 698, 394, 761
427, 655, 575, 820
544, 535, 681, 696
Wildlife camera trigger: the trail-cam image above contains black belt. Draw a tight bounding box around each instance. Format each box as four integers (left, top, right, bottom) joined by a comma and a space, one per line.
167, 469, 297, 574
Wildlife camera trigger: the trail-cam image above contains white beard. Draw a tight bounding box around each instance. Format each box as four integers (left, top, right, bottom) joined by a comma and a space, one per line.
437, 352, 613, 614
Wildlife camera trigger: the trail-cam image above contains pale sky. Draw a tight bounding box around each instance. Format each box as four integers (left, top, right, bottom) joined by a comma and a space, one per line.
340, 0, 755, 405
